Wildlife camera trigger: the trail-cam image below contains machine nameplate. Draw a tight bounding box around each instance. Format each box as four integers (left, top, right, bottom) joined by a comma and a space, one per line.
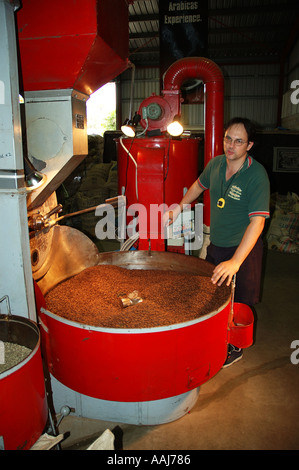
75, 114, 85, 129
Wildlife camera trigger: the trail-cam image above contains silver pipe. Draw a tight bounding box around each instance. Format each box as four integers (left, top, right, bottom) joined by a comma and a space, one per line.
128, 62, 136, 120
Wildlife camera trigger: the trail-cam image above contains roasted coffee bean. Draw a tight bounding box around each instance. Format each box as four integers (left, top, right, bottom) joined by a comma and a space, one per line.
45, 265, 230, 329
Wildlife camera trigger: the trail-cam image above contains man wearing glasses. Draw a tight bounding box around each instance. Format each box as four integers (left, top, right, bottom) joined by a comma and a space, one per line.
164, 117, 270, 367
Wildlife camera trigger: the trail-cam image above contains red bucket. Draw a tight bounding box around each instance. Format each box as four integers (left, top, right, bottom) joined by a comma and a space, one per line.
228, 302, 254, 349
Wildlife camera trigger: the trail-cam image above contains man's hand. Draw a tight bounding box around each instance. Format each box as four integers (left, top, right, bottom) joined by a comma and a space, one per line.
211, 216, 265, 286
162, 206, 181, 227
211, 259, 241, 286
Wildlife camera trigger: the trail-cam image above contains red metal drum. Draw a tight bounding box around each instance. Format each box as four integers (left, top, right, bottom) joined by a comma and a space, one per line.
37, 251, 231, 403
117, 136, 200, 250
117, 136, 199, 209
0, 315, 48, 450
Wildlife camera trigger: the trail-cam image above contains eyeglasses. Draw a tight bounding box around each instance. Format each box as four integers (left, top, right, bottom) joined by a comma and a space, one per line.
223, 136, 248, 147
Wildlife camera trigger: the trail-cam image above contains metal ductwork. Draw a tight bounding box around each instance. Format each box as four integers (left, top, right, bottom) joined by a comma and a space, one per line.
138, 57, 224, 226
16, 0, 131, 211
163, 57, 225, 165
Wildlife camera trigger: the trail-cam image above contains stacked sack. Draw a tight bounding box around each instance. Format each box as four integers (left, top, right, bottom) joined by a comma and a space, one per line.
57, 135, 119, 238
76, 161, 117, 237
266, 192, 299, 254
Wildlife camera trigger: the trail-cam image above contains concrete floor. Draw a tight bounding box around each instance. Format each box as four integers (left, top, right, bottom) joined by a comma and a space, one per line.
57, 249, 299, 451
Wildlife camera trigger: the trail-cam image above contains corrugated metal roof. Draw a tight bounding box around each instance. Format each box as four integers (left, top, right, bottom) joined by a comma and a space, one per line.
128, 0, 299, 66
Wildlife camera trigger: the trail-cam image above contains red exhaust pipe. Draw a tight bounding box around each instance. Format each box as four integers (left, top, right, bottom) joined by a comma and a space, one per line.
163, 57, 224, 226
137, 57, 224, 226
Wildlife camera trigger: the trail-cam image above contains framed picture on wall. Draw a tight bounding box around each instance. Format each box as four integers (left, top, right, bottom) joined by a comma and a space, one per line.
273, 147, 299, 172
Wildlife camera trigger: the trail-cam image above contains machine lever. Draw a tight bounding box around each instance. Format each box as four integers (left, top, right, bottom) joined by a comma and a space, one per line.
43, 204, 63, 220
29, 196, 126, 237
28, 204, 63, 232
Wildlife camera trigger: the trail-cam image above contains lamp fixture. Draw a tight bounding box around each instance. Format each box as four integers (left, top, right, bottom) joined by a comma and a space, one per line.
167, 117, 184, 137
121, 118, 136, 137
121, 112, 142, 137
25, 170, 45, 190
24, 155, 46, 190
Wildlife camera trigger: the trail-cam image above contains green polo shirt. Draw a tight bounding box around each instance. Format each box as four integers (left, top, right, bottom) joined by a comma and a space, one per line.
198, 154, 270, 247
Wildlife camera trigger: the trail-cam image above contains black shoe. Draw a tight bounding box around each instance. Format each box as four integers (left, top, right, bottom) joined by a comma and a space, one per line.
223, 344, 243, 368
